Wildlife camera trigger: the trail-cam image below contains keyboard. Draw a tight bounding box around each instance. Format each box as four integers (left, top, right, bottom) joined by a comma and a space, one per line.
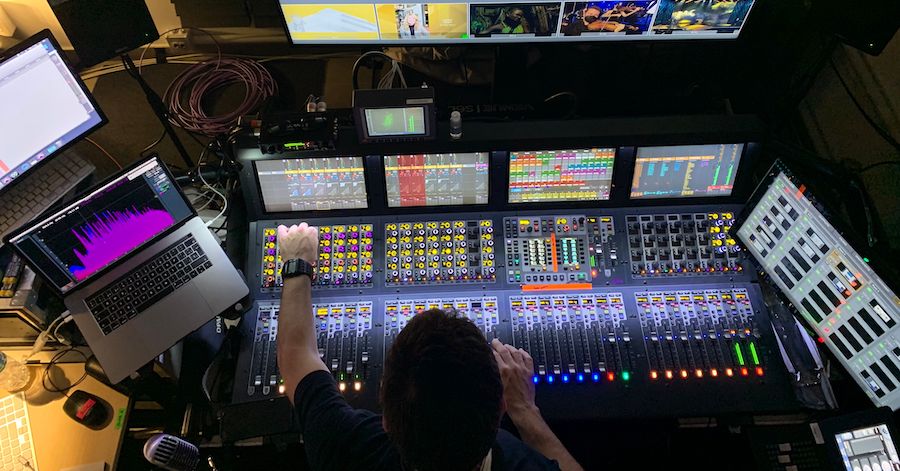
0, 155, 94, 245
86, 234, 212, 335
0, 393, 38, 471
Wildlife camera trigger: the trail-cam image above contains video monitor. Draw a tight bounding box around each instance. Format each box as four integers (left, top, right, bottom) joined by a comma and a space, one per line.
735, 165, 900, 409
277, 0, 757, 44
470, 3, 561, 37
630, 144, 744, 199
0, 30, 105, 194
384, 153, 489, 207
652, 0, 754, 35
509, 148, 615, 203
560, 1, 656, 36
256, 157, 368, 212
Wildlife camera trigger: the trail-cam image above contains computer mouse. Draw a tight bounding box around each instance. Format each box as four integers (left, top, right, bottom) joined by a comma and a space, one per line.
63, 389, 110, 429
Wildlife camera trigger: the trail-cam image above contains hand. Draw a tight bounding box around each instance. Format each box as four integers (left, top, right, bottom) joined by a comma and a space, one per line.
277, 223, 319, 263
491, 338, 538, 422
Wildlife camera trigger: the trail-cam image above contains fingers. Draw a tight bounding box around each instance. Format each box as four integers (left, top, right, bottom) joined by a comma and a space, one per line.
492, 339, 513, 365
277, 225, 288, 240
520, 348, 534, 371
506, 344, 524, 364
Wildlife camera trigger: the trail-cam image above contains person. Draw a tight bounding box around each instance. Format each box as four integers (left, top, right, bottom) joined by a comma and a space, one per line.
276, 223, 585, 471
398, 11, 430, 38
482, 8, 532, 34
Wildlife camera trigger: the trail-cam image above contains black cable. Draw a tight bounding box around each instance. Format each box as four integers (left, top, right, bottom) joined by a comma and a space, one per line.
140, 128, 167, 157
858, 160, 900, 174
830, 60, 900, 153
41, 347, 89, 395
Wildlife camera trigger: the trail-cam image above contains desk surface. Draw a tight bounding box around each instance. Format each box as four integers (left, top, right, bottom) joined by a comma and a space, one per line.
1, 350, 130, 471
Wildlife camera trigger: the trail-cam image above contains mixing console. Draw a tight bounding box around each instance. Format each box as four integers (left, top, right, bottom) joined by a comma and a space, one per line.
635, 288, 762, 381
260, 224, 375, 290
384, 296, 500, 353
504, 215, 616, 285
243, 300, 375, 399
509, 294, 633, 382
626, 211, 744, 277
385, 219, 496, 285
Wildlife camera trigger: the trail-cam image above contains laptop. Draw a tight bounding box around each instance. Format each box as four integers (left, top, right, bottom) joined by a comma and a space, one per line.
5, 156, 249, 383
0, 29, 106, 244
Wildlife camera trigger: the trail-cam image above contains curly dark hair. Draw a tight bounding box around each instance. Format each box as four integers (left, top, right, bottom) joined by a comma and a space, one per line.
381, 309, 503, 471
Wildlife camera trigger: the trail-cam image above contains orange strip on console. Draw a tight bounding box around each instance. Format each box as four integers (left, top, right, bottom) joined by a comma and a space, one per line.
522, 283, 593, 292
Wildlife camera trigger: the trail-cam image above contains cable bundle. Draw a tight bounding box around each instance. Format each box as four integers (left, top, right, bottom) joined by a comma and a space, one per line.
164, 57, 277, 136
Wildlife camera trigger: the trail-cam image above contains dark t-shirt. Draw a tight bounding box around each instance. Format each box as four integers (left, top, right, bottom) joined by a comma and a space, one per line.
294, 370, 561, 471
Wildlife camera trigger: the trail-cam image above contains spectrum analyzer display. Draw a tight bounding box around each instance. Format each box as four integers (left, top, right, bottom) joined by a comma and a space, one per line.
508, 148, 615, 203
630, 144, 744, 199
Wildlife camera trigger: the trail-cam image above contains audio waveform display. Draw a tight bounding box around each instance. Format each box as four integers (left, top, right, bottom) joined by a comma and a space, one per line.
69, 206, 175, 280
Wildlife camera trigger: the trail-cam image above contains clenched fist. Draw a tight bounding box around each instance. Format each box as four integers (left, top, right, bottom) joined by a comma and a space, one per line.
277, 223, 319, 263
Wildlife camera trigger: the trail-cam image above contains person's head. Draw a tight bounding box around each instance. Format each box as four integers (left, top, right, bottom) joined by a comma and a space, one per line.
505, 8, 525, 25
381, 309, 503, 471
584, 6, 602, 21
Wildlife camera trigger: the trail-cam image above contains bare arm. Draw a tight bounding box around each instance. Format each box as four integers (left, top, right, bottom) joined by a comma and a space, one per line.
491, 339, 584, 471
276, 223, 328, 403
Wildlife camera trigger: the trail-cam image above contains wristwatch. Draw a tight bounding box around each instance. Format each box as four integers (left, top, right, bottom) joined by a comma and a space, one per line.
282, 258, 315, 281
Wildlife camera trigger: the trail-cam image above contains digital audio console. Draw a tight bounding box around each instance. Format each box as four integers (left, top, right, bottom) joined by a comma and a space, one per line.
235, 206, 794, 421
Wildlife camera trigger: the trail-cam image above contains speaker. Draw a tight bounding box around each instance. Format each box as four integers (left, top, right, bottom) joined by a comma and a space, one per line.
48, 0, 160, 67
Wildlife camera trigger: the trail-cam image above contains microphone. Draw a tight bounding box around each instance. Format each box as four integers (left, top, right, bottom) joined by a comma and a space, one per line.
143, 434, 201, 471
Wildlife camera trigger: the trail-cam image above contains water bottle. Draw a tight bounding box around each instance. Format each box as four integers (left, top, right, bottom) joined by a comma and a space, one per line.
0, 352, 30, 392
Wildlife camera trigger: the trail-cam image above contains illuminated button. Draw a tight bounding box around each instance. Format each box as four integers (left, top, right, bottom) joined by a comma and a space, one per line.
650, 371, 658, 380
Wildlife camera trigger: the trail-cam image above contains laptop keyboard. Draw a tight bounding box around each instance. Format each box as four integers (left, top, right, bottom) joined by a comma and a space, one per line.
0, 155, 94, 244
86, 234, 212, 335
0, 393, 38, 471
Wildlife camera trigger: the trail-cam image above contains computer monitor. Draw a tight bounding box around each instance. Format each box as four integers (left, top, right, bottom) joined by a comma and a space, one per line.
508, 148, 615, 203
630, 143, 744, 199
0, 30, 106, 194
6, 158, 193, 294
384, 153, 489, 207
735, 163, 900, 409
255, 157, 369, 212
276, 0, 758, 45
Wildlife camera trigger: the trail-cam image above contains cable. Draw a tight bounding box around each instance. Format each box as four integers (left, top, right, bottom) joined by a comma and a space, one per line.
197, 145, 227, 229
858, 160, 900, 174
41, 347, 88, 395
352, 50, 398, 90
830, 60, 900, 153
84, 137, 123, 170
140, 128, 167, 157
163, 57, 276, 137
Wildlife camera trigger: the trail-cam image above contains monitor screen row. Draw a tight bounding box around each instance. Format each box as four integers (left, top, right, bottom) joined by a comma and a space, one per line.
254, 144, 744, 212
278, 1, 757, 44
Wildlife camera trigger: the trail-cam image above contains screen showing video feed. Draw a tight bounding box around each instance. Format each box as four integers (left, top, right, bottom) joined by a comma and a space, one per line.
470, 3, 561, 36
376, 3, 469, 40
280, 3, 379, 41
652, 0, 753, 35
364, 107, 427, 137
278, 0, 757, 43
561, 1, 656, 36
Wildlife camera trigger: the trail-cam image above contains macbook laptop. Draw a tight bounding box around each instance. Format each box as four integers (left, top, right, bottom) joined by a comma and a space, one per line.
5, 156, 249, 383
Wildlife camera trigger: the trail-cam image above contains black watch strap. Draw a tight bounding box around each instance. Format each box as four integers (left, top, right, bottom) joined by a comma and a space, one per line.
282, 258, 315, 280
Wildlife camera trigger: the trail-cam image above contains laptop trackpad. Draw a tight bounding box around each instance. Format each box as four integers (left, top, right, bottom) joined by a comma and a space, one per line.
136, 282, 213, 347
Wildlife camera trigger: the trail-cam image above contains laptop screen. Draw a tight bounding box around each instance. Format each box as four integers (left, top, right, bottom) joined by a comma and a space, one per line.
7, 158, 193, 294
